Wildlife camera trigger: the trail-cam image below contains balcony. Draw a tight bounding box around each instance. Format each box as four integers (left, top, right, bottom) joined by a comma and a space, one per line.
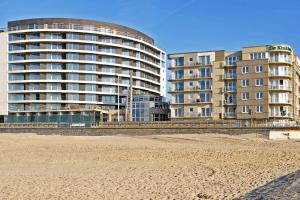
224, 112, 236, 117
269, 58, 292, 64
269, 71, 292, 78
198, 113, 213, 117
269, 85, 291, 91
225, 62, 237, 66
169, 62, 212, 69
270, 111, 292, 118
223, 100, 237, 105
224, 74, 237, 79
168, 74, 213, 81
223, 87, 237, 93
190, 99, 212, 104
269, 99, 291, 104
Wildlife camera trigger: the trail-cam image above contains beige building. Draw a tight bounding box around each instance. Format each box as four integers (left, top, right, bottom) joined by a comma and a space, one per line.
169, 44, 300, 121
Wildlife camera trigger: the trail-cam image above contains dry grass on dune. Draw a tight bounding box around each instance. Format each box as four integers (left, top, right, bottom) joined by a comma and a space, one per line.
0, 133, 299, 199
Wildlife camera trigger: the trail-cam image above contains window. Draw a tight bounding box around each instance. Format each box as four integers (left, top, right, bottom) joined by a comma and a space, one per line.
47, 53, 62, 59
242, 106, 249, 113
175, 82, 184, 91
122, 59, 130, 65
199, 92, 212, 102
67, 33, 80, 40
67, 43, 80, 50
101, 47, 116, 53
122, 50, 130, 56
46, 73, 61, 80
67, 83, 79, 91
102, 96, 116, 104
85, 74, 96, 81
9, 94, 24, 101
102, 86, 115, 93
189, 107, 194, 112
9, 44, 25, 51
67, 93, 80, 101
27, 64, 39, 70
175, 94, 184, 103
29, 53, 40, 60
46, 33, 63, 39
85, 84, 96, 91
46, 63, 62, 70
85, 45, 97, 51
85, 94, 96, 102
175, 57, 184, 66
9, 84, 24, 91
27, 44, 40, 50
256, 65, 263, 73
256, 92, 263, 99
242, 92, 249, 100
85, 64, 96, 71
199, 80, 212, 90
48, 43, 62, 49
46, 93, 61, 101
101, 76, 115, 83
250, 52, 266, 60
9, 74, 24, 81
28, 73, 40, 80
9, 54, 24, 61
226, 56, 239, 65
189, 57, 193, 62
199, 68, 211, 77
255, 78, 263, 86
201, 107, 212, 117
85, 34, 97, 41
28, 33, 40, 39
9, 64, 24, 71
67, 53, 80, 60
101, 56, 115, 63
67, 73, 80, 80
198, 56, 211, 65
175, 108, 184, 117
85, 54, 96, 61
67, 63, 80, 70
9, 34, 25, 41
175, 70, 184, 79
189, 82, 193, 86
256, 105, 263, 113
28, 83, 40, 90
102, 66, 115, 73
242, 66, 249, 74
46, 83, 61, 90
241, 79, 249, 87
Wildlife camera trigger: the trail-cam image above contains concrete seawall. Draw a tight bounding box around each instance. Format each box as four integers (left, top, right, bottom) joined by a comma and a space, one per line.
0, 128, 270, 137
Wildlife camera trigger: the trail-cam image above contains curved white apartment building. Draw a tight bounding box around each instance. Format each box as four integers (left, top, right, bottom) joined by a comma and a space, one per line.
3, 18, 166, 122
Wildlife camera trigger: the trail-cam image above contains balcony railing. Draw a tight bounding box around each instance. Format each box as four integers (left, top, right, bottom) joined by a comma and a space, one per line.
223, 100, 237, 105
270, 99, 291, 104
269, 85, 291, 90
169, 62, 212, 68
224, 112, 236, 117
269, 71, 291, 77
224, 74, 237, 79
198, 113, 213, 117
168, 74, 213, 80
269, 58, 292, 63
270, 112, 292, 117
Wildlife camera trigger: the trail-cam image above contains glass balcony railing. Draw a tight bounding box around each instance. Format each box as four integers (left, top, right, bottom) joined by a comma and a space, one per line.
270, 112, 292, 117
224, 74, 237, 79
269, 58, 292, 63
269, 71, 291, 76
270, 99, 291, 103
269, 85, 291, 90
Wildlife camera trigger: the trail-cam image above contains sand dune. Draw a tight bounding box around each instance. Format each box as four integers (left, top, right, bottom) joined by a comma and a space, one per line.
0, 133, 299, 199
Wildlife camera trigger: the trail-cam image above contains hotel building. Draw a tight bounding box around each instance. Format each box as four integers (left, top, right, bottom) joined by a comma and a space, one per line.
169, 44, 300, 121
0, 18, 167, 123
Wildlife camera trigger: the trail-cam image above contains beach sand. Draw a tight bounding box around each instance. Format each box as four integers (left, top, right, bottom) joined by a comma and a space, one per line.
0, 133, 299, 199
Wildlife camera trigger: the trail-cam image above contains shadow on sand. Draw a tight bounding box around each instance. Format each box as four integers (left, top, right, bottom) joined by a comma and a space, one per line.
235, 169, 300, 200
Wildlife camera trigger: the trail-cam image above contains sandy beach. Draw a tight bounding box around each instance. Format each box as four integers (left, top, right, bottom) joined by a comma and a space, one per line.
0, 133, 299, 199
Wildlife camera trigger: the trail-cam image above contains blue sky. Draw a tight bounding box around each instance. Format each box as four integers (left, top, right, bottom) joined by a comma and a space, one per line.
1, 0, 300, 54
